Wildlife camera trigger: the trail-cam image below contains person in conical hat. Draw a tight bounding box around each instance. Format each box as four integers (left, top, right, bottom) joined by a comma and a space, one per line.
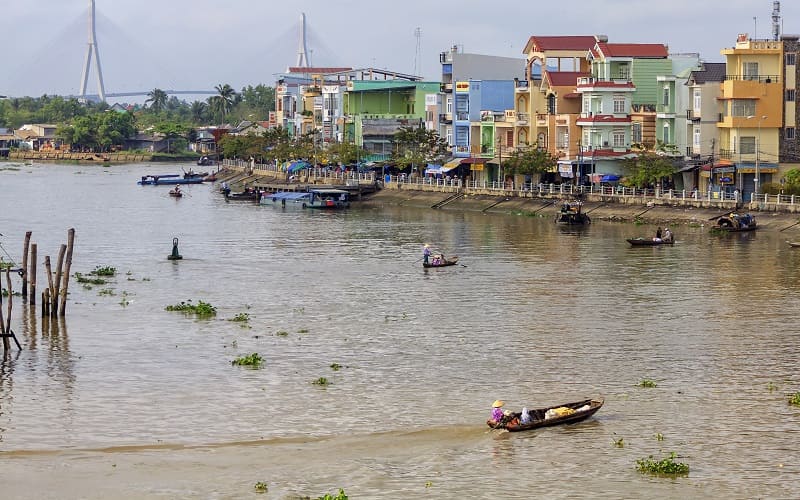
489, 400, 505, 424
422, 243, 431, 265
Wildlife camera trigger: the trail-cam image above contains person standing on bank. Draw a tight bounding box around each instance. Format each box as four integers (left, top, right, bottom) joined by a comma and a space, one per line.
423, 244, 431, 265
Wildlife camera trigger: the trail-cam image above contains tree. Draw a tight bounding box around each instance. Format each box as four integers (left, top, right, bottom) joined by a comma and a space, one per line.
155, 121, 189, 154
190, 101, 207, 124
208, 83, 236, 124
621, 150, 676, 188
392, 125, 448, 173
145, 88, 168, 113
503, 144, 557, 176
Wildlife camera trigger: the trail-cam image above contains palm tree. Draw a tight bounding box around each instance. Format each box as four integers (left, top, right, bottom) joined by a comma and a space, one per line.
210, 83, 236, 124
145, 88, 168, 113
190, 100, 207, 124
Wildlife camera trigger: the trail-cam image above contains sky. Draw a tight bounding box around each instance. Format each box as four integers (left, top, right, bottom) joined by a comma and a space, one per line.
2, 0, 798, 103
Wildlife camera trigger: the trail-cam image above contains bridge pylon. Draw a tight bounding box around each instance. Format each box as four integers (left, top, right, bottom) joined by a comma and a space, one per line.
79, 0, 106, 102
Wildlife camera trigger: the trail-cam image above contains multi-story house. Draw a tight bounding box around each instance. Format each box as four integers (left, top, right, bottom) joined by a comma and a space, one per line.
779, 34, 799, 170
518, 35, 597, 183
577, 41, 670, 179
718, 33, 783, 198
275, 66, 352, 139
685, 62, 726, 192
438, 45, 524, 163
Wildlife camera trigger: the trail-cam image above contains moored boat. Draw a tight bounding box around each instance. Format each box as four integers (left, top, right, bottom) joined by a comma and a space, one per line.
715, 213, 757, 232
788, 241, 800, 248
305, 188, 351, 209
138, 174, 203, 186
487, 398, 603, 432
555, 201, 590, 225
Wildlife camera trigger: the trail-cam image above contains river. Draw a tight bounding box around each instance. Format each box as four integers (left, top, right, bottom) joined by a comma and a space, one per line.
1, 162, 799, 499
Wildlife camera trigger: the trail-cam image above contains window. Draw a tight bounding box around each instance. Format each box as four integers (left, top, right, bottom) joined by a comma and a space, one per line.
632, 122, 642, 143
787, 89, 796, 102
613, 95, 625, 113
743, 62, 759, 81
547, 94, 556, 115
556, 127, 569, 149
740, 136, 756, 154
731, 99, 756, 117
787, 127, 795, 140
613, 130, 625, 148
446, 127, 453, 145
662, 87, 670, 107
693, 89, 701, 111
662, 123, 670, 144
786, 53, 796, 66
617, 63, 630, 80
583, 98, 590, 114
446, 97, 452, 114
693, 126, 701, 147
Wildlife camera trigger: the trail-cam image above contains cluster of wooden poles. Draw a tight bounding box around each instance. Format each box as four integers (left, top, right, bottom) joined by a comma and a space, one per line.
1, 228, 75, 352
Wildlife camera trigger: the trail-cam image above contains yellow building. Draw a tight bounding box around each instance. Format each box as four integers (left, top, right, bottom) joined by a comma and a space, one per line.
718, 34, 783, 196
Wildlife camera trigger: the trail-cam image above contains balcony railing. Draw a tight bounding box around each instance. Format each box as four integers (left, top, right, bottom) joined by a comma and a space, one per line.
724, 74, 781, 83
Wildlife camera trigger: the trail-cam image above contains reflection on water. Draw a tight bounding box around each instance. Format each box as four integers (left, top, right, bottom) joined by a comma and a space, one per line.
0, 163, 799, 498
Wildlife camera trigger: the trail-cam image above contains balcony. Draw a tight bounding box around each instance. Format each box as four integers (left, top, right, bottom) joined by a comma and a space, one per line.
724, 74, 780, 84
536, 113, 548, 126
516, 112, 529, 125
686, 109, 700, 121
438, 113, 452, 124
515, 79, 529, 92
441, 83, 453, 93
455, 112, 470, 121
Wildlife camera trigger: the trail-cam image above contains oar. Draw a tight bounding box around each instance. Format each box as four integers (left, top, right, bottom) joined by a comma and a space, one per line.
779, 219, 800, 232
531, 200, 556, 215
708, 212, 728, 221
584, 203, 606, 215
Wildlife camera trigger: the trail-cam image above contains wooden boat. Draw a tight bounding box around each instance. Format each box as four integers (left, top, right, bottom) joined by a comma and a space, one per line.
627, 237, 674, 246
487, 398, 603, 432
138, 174, 203, 186
555, 202, 590, 225
305, 189, 351, 209
423, 255, 458, 268
224, 189, 259, 202
168, 188, 183, 198
788, 241, 800, 248
715, 213, 757, 232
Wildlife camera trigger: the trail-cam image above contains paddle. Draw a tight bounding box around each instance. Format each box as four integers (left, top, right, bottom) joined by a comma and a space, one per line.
779, 219, 800, 232
708, 212, 728, 221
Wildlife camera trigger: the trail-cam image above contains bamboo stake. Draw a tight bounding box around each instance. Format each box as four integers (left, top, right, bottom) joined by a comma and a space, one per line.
42, 289, 49, 317
59, 229, 75, 316
0, 271, 7, 351
29, 243, 37, 305
44, 256, 54, 318
22, 231, 31, 298
5, 269, 12, 335
52, 244, 66, 317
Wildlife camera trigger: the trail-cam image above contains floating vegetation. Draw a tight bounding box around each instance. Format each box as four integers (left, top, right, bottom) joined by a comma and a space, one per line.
654, 433, 664, 441
312, 377, 330, 387
316, 488, 347, 500
254, 482, 268, 493
425, 481, 433, 488
229, 312, 250, 322
119, 291, 131, 307
98, 288, 115, 296
297, 328, 309, 333
91, 266, 116, 276
789, 392, 800, 407
1, 288, 22, 297
165, 300, 217, 317
275, 330, 289, 337
638, 378, 658, 388
75, 272, 107, 285
767, 382, 777, 392
330, 363, 341, 371
633, 216, 645, 225
612, 436, 625, 448
636, 452, 689, 476
232, 353, 263, 367
293, 306, 305, 314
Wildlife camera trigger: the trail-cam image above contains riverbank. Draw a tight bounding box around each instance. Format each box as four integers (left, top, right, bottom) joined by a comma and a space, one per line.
3, 150, 202, 163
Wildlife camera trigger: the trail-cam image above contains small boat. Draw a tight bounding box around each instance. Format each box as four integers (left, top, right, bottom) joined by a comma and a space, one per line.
203, 173, 217, 182
224, 189, 259, 202
138, 174, 203, 186
788, 241, 800, 248
627, 237, 674, 246
555, 201, 590, 225
168, 188, 183, 198
197, 156, 215, 166
487, 398, 604, 432
715, 213, 757, 232
183, 169, 208, 179
423, 255, 459, 268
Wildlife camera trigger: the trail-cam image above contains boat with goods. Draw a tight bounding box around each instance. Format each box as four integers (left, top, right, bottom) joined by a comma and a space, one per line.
487, 398, 604, 432
555, 200, 590, 225
715, 212, 757, 232
423, 255, 459, 268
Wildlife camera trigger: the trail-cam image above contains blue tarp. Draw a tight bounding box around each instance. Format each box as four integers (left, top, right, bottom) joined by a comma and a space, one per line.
600, 174, 620, 182
287, 161, 310, 173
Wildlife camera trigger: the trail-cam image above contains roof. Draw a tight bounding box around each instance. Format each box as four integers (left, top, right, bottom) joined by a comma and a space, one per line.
546, 71, 587, 87
688, 62, 727, 84
524, 35, 598, 54
593, 43, 669, 59
287, 67, 353, 74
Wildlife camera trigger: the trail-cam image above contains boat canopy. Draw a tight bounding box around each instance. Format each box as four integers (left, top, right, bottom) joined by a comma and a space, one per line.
267, 191, 311, 201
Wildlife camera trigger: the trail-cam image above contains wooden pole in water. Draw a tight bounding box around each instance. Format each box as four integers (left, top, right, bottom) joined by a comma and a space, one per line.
22, 231, 31, 299
42, 289, 49, 317
5, 269, 12, 336
0, 271, 7, 351
29, 243, 37, 305
44, 256, 54, 318
59, 229, 75, 316
52, 244, 66, 317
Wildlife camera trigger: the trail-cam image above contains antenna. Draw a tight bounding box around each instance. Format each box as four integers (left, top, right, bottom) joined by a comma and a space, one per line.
772, 1, 781, 41
753, 16, 757, 40
79, 0, 106, 102
414, 27, 422, 77
296, 13, 310, 68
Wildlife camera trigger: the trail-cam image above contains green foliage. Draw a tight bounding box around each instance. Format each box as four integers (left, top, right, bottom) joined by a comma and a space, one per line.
612, 436, 625, 448
789, 392, 800, 407
638, 379, 658, 388
98, 288, 115, 296
654, 433, 664, 441
330, 363, 341, 371
75, 272, 106, 285
254, 481, 268, 493
312, 377, 330, 386
229, 312, 250, 322
767, 382, 777, 392
316, 488, 348, 500
503, 143, 557, 175
297, 328, 309, 333
165, 300, 217, 317
392, 126, 448, 171
232, 353, 263, 367
636, 452, 689, 475
621, 150, 676, 189
91, 266, 117, 276
275, 330, 289, 337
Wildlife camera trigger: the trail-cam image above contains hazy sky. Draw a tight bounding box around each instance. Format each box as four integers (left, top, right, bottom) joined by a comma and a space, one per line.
3, 0, 797, 102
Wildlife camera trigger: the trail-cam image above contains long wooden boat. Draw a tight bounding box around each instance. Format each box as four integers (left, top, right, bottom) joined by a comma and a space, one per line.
487, 398, 603, 432
715, 213, 757, 232
423, 256, 459, 268
224, 190, 259, 202
555, 202, 590, 225
788, 241, 800, 248
138, 174, 203, 186
627, 237, 674, 246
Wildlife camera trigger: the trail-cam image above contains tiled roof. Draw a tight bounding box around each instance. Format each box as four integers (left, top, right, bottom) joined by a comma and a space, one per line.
576, 115, 632, 125
593, 43, 669, 58
576, 80, 636, 89
688, 62, 727, 84
546, 71, 587, 87
524, 35, 598, 53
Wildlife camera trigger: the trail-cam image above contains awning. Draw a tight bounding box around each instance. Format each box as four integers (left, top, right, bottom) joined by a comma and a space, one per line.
425, 163, 442, 174
600, 174, 620, 182
558, 163, 573, 178
442, 158, 463, 172
287, 160, 310, 173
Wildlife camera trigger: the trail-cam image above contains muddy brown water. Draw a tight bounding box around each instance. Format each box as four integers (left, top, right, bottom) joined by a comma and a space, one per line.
1, 162, 799, 499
